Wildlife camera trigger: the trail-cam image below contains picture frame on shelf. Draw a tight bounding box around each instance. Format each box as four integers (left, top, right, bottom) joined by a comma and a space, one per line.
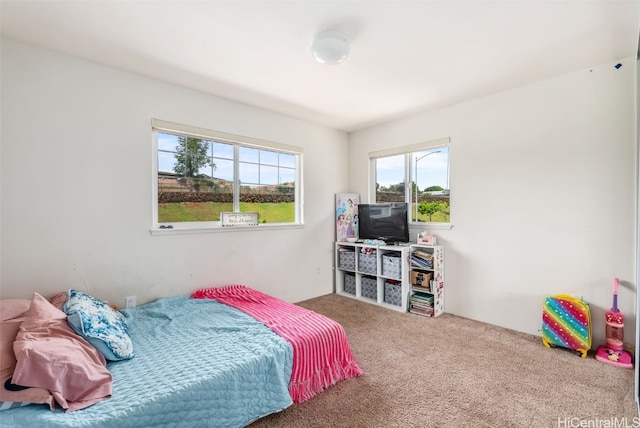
336, 193, 359, 242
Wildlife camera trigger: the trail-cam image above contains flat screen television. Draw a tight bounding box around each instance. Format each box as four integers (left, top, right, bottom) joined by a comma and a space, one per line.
357, 203, 410, 244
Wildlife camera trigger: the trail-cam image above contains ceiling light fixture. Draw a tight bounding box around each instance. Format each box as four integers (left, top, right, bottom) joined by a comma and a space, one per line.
311, 30, 350, 65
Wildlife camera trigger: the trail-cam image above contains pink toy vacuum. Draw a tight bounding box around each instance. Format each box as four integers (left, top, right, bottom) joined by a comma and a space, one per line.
595, 278, 633, 368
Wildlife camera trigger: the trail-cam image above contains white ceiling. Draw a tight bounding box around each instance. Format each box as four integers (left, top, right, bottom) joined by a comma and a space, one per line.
2, 1, 639, 133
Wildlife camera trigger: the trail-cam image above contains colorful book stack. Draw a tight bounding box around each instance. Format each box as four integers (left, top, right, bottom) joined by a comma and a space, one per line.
410, 292, 434, 316
410, 251, 433, 269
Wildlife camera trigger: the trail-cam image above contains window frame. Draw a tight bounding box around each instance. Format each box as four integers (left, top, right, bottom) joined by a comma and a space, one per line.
369, 137, 452, 230
151, 119, 304, 234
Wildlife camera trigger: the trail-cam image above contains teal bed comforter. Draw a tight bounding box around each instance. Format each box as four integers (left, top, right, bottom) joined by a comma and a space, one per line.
0, 296, 294, 428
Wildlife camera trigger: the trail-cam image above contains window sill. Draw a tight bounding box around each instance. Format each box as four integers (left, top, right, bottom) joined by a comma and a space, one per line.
411, 223, 454, 231
150, 223, 304, 236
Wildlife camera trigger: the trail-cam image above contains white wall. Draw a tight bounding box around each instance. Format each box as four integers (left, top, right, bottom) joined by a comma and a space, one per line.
0, 39, 349, 307
350, 59, 637, 345
2, 39, 637, 347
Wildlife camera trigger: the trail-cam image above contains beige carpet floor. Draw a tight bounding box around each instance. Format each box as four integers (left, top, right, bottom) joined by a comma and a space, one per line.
249, 293, 637, 428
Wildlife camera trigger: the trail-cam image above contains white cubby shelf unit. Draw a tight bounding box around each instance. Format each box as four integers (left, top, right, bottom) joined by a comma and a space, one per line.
334, 242, 411, 312
408, 244, 445, 317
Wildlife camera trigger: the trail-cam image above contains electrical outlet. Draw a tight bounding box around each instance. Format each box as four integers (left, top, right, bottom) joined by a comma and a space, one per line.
125, 296, 136, 309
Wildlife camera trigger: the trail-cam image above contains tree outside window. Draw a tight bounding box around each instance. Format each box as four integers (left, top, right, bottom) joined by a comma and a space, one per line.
155, 127, 301, 226
373, 144, 450, 223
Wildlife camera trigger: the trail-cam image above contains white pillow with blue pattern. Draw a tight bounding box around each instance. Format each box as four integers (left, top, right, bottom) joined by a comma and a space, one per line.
63, 290, 134, 361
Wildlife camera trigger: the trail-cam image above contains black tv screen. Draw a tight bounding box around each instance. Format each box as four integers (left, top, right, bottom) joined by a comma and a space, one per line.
358, 203, 410, 244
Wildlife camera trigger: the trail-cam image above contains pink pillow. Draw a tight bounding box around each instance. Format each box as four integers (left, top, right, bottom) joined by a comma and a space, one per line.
0, 299, 31, 322
48, 292, 67, 310
0, 301, 56, 411
12, 293, 113, 412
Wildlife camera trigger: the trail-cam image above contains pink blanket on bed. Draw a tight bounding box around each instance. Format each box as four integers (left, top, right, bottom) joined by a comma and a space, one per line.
191, 285, 362, 403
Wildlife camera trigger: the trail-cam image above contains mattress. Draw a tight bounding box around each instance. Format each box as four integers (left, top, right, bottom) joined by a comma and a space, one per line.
0, 296, 294, 428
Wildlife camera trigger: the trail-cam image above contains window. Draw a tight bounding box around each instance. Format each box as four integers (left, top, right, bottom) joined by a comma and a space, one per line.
370, 138, 450, 224
152, 120, 302, 229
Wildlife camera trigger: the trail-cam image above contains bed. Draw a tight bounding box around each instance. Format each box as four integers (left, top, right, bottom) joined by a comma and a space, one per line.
0, 286, 362, 427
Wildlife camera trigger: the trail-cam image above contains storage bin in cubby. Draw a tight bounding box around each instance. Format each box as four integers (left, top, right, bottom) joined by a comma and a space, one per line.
384, 281, 402, 306
381, 253, 402, 279
358, 252, 377, 274
361, 276, 377, 300
411, 270, 433, 290
338, 250, 356, 270
344, 272, 356, 295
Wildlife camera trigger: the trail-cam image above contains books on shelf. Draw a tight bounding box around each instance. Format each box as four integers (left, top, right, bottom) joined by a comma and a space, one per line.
412, 250, 432, 258
410, 307, 434, 316
410, 292, 433, 301
407, 245, 444, 317
409, 292, 434, 316
411, 285, 432, 294
410, 251, 433, 269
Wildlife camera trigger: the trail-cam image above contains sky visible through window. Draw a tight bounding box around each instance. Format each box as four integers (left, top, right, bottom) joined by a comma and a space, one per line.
376, 147, 449, 190
159, 133, 446, 190
158, 132, 295, 186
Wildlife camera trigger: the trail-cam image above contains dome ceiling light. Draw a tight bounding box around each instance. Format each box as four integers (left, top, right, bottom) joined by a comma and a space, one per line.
311, 30, 350, 65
